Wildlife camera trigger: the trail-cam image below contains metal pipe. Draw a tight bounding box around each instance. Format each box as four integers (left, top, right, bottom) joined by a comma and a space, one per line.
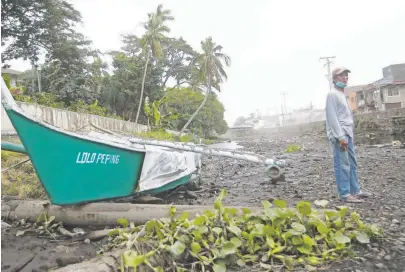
1, 141, 27, 154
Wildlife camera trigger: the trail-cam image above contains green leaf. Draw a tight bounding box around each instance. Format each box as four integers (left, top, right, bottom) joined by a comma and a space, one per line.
220, 241, 238, 256
230, 237, 242, 248
307, 256, 322, 265
334, 231, 351, 244
224, 208, 238, 216
351, 211, 360, 222
236, 259, 246, 266
297, 201, 312, 215
122, 251, 146, 267
337, 206, 350, 218
193, 216, 207, 226
316, 222, 329, 235
116, 218, 129, 228
198, 225, 209, 234
273, 199, 287, 208
169, 206, 176, 218
297, 244, 312, 254
107, 229, 120, 236
303, 234, 315, 247
213, 263, 226, 272
242, 208, 252, 214
227, 225, 242, 237
356, 231, 370, 244
292, 236, 303, 245
334, 217, 342, 229
314, 200, 329, 208
178, 234, 190, 243
170, 241, 186, 256
191, 242, 202, 253
178, 212, 189, 222
212, 227, 223, 235
292, 222, 306, 233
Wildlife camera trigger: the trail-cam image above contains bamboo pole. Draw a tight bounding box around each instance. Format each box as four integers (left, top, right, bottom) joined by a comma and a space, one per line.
127, 137, 283, 166
89, 122, 284, 167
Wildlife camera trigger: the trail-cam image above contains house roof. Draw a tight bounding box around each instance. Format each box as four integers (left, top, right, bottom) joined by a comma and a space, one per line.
1, 68, 22, 75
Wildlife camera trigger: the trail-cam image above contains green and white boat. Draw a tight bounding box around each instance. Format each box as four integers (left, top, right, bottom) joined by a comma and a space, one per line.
1, 78, 285, 206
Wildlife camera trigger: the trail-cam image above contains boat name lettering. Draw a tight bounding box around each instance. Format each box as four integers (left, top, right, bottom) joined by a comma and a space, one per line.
76, 152, 120, 164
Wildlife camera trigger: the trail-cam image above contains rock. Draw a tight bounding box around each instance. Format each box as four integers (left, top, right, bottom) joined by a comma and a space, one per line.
1, 221, 11, 230
384, 255, 392, 261
185, 190, 198, 200
56, 256, 84, 267
375, 263, 385, 269
133, 195, 164, 204
392, 219, 400, 224
84, 238, 91, 244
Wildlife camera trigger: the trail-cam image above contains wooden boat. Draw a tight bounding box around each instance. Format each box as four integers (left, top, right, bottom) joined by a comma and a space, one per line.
1, 78, 285, 206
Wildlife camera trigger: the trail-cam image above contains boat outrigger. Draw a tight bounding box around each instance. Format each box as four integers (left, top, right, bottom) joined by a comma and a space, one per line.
1, 78, 286, 206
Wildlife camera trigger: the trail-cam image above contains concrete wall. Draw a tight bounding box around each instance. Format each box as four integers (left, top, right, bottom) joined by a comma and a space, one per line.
382, 84, 405, 106
222, 107, 405, 139
1, 102, 151, 135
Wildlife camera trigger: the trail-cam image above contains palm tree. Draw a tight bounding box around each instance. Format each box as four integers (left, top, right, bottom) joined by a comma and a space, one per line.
180, 37, 231, 134
134, 4, 174, 125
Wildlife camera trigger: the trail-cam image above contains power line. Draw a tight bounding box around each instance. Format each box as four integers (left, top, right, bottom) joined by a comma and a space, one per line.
320, 56, 336, 90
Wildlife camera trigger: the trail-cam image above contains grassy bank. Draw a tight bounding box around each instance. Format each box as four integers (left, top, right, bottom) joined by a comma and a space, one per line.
1, 150, 47, 199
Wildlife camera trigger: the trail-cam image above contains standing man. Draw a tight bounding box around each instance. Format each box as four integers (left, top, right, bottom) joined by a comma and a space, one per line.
325, 67, 371, 203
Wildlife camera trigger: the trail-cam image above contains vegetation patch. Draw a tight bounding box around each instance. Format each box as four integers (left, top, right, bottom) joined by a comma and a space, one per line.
1, 151, 47, 199
103, 190, 382, 271
285, 144, 302, 153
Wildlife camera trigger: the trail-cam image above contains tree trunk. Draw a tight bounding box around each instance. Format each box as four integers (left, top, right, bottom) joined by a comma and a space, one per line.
135, 50, 151, 125
180, 73, 211, 135
1, 199, 261, 227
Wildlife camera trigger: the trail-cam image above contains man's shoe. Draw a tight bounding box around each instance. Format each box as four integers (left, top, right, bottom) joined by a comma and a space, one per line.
354, 192, 372, 198
341, 195, 364, 203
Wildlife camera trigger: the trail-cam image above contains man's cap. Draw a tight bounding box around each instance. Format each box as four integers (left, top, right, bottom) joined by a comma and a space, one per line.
332, 67, 351, 77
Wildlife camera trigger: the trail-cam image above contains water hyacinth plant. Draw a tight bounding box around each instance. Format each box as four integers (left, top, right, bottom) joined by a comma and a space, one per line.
104, 190, 382, 271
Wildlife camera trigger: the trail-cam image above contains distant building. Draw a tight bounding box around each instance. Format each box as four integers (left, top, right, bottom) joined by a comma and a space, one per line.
345, 63, 405, 114
345, 85, 364, 113
1, 68, 22, 87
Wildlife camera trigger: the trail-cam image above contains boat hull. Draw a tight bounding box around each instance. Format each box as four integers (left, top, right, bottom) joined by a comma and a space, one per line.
6, 109, 148, 205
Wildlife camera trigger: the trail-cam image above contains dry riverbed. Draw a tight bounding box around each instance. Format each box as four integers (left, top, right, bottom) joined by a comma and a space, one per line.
2, 133, 405, 271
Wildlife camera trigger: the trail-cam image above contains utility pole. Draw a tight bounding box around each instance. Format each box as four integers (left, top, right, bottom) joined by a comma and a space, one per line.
280, 92, 288, 125
320, 56, 336, 90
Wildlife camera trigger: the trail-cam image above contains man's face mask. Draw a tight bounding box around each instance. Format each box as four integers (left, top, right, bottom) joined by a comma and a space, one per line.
335, 82, 347, 88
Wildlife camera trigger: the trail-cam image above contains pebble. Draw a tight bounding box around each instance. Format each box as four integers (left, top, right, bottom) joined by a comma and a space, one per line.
84, 238, 90, 244
56, 256, 84, 267
384, 255, 392, 261
185, 191, 198, 200
375, 263, 385, 269
392, 219, 400, 224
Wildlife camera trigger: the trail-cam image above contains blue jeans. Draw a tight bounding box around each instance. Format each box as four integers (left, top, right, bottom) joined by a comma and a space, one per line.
333, 136, 361, 198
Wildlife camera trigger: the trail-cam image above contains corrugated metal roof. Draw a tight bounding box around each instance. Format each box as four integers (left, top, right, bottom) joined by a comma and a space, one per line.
1, 68, 22, 75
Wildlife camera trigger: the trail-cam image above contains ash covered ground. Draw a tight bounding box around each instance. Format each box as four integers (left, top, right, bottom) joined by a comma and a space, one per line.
2, 133, 405, 271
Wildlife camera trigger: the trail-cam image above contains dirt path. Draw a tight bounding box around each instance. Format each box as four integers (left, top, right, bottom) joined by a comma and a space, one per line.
2, 134, 405, 271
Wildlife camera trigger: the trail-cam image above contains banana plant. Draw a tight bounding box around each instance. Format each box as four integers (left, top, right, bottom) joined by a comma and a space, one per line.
144, 96, 177, 129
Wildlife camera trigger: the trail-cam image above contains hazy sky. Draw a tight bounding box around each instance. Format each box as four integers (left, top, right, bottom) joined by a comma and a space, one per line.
6, 0, 405, 125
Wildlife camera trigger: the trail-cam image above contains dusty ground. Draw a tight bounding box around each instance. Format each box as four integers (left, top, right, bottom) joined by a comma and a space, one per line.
2, 133, 405, 271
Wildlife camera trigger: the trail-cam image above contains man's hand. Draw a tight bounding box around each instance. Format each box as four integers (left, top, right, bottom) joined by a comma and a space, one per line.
339, 139, 348, 151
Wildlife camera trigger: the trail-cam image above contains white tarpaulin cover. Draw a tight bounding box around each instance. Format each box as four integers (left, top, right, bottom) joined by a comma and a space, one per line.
86, 131, 201, 192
